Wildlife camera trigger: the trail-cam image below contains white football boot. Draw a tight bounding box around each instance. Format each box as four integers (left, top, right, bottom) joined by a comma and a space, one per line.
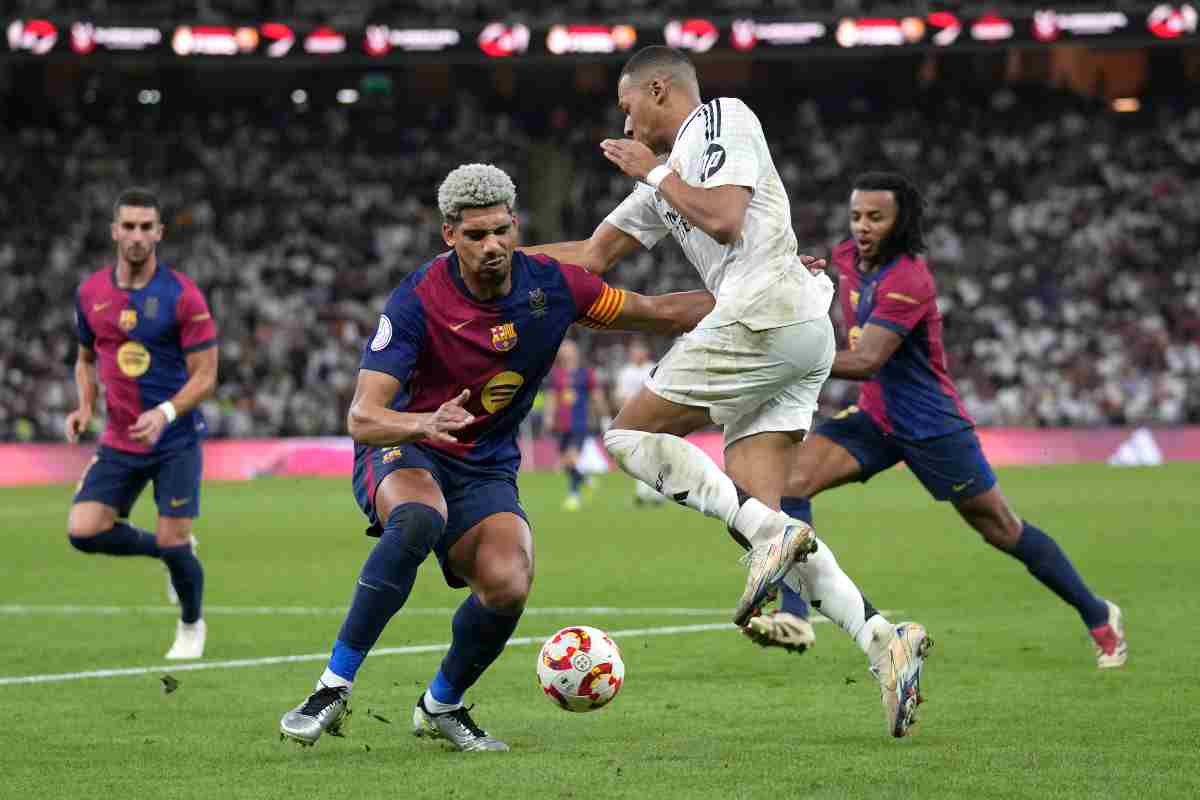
164, 618, 206, 660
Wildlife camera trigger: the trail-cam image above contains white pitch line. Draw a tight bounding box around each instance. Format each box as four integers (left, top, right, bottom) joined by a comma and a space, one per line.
0, 622, 740, 687
0, 604, 730, 617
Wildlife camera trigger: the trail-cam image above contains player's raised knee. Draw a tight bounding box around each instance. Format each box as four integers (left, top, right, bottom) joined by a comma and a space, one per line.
385, 502, 446, 558
66, 505, 113, 546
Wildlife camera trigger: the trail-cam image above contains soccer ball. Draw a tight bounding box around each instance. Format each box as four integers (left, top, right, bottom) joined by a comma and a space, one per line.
536, 625, 625, 712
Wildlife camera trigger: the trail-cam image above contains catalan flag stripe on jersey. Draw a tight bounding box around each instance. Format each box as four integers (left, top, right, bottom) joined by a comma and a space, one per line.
579, 286, 625, 329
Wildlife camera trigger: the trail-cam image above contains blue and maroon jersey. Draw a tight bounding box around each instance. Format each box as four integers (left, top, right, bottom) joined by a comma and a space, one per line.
548, 366, 596, 434
360, 250, 625, 474
831, 239, 972, 440
75, 264, 217, 454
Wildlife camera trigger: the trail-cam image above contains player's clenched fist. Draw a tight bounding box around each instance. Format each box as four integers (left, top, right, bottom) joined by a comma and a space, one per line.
421, 389, 475, 444
65, 407, 92, 443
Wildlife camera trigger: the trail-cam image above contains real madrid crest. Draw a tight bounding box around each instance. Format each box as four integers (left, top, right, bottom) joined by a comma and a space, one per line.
490, 322, 518, 352
118, 308, 138, 332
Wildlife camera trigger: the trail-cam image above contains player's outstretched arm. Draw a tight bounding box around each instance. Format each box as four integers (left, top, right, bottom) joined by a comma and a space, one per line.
831, 323, 903, 381
347, 370, 474, 447
522, 221, 642, 275
65, 345, 98, 443
606, 289, 716, 336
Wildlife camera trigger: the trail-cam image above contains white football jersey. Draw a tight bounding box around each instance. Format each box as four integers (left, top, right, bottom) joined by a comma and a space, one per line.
605, 97, 833, 331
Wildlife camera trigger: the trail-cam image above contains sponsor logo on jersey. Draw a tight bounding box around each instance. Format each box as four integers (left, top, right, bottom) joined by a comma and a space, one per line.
699, 143, 726, 182
119, 309, 138, 331
116, 341, 151, 377
490, 322, 518, 352
482, 371, 525, 413
528, 288, 547, 318
381, 446, 404, 464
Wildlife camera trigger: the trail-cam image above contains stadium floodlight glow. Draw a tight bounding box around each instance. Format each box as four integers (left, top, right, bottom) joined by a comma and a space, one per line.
291, 89, 307, 105
1112, 97, 1140, 112
336, 88, 359, 104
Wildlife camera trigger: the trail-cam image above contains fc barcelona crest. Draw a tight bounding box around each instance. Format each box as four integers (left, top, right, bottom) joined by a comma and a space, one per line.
491, 322, 518, 352
528, 288, 547, 318
118, 308, 138, 332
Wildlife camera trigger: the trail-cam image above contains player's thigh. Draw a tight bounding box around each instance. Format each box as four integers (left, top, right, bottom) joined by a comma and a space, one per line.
785, 434, 867, 499
70, 448, 149, 536
448, 512, 534, 611
374, 468, 448, 522
723, 431, 798, 510
785, 409, 900, 498
610, 385, 710, 436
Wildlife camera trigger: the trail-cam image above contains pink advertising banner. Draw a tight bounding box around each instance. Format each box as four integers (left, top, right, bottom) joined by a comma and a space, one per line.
1, 427, 1197, 487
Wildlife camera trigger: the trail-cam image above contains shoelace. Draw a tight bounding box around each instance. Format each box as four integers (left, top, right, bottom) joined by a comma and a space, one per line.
299, 686, 345, 717
445, 704, 487, 738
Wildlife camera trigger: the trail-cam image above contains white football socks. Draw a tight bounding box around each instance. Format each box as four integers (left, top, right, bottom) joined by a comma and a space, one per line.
604, 428, 892, 660
604, 429, 744, 528
317, 667, 352, 691
780, 538, 892, 656
422, 689, 462, 713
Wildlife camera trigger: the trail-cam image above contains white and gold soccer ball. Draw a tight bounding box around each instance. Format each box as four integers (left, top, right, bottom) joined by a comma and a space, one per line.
536, 625, 625, 712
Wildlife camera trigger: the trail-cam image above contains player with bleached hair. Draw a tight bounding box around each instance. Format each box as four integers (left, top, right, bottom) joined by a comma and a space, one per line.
280, 163, 716, 751
528, 46, 931, 737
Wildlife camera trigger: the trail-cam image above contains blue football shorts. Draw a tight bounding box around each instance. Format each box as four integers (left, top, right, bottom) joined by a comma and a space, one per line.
74, 444, 203, 518
813, 408, 996, 502
352, 442, 528, 588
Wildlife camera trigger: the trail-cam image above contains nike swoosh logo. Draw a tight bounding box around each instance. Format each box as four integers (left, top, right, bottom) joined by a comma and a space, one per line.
952, 480, 975, 493
450, 320, 472, 331
169, 497, 191, 508
92, 302, 111, 312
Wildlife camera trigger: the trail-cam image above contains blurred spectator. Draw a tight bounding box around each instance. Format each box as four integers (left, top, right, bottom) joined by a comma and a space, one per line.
2, 84, 1197, 443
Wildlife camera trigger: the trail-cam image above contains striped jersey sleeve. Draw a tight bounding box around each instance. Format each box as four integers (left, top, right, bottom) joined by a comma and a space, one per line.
557, 260, 627, 329
577, 285, 627, 329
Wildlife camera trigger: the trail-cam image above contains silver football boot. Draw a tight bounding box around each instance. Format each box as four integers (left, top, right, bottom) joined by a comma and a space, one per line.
280, 685, 351, 746
412, 695, 510, 752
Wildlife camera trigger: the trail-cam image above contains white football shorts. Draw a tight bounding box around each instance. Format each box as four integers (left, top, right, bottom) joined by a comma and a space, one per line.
645, 316, 835, 448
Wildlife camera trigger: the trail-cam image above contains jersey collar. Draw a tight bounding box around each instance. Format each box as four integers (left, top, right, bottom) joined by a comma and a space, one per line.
673, 102, 706, 150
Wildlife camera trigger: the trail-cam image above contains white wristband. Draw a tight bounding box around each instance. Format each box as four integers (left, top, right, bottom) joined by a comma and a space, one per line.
157, 401, 178, 424
645, 164, 673, 189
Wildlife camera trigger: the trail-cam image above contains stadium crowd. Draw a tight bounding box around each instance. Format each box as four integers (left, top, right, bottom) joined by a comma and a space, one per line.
2, 83, 1198, 443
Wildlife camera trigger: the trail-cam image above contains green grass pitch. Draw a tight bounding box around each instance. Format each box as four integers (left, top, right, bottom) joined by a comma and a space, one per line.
3, 463, 1199, 799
